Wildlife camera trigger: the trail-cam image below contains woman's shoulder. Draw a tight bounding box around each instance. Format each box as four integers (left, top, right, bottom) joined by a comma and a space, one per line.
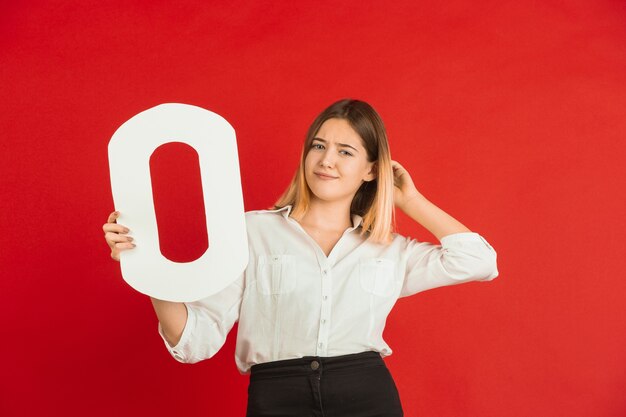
246, 206, 291, 215
244, 206, 290, 227
245, 206, 290, 217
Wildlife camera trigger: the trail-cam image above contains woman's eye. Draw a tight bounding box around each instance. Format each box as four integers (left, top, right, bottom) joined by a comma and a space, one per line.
310, 143, 351, 156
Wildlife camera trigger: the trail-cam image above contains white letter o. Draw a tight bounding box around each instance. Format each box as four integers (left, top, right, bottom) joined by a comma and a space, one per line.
108, 103, 248, 302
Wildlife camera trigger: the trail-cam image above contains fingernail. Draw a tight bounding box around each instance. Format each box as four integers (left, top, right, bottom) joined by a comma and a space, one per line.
124, 228, 130, 233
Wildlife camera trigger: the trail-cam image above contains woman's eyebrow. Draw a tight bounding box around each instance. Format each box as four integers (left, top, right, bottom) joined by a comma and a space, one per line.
312, 137, 359, 152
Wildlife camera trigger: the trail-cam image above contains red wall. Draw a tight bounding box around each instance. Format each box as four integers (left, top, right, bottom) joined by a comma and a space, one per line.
2, 1, 625, 416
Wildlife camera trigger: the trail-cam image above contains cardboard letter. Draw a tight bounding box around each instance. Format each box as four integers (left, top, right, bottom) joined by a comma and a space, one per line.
108, 103, 248, 302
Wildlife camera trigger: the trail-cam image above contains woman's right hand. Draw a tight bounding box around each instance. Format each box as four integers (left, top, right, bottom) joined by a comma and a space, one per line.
103, 211, 135, 261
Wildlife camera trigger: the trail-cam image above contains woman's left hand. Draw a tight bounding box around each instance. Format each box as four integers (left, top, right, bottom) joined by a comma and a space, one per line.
391, 160, 422, 210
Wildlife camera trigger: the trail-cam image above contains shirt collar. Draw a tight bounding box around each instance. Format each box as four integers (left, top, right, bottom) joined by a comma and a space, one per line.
274, 205, 363, 230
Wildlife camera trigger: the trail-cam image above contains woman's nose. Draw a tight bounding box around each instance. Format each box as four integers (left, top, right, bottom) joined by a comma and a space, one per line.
320, 149, 335, 167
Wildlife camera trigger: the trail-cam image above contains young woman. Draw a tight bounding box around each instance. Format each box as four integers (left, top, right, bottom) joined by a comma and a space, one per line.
103, 98, 499, 417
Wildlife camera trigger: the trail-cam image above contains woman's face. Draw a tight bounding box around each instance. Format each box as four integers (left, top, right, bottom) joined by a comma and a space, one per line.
304, 118, 376, 205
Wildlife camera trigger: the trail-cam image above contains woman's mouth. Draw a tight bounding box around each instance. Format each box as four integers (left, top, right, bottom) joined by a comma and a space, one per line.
314, 172, 338, 180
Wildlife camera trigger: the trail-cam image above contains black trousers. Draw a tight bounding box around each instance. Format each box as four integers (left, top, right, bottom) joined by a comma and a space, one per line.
246, 351, 404, 417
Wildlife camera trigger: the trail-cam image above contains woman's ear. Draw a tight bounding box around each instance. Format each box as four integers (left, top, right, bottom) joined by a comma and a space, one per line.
365, 161, 377, 181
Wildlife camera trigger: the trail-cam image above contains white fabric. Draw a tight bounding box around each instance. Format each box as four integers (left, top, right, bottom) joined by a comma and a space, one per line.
157, 205, 499, 374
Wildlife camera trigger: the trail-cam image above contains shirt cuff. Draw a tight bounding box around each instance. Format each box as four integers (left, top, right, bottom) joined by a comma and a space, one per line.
157, 303, 196, 363
440, 231, 498, 281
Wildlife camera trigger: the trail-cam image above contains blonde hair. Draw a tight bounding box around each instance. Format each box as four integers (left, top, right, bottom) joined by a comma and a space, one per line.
273, 98, 395, 244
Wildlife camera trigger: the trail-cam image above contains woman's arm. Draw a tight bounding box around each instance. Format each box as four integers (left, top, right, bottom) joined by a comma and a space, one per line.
392, 161, 498, 297
399, 193, 471, 241
103, 210, 190, 348
150, 297, 188, 347
392, 161, 471, 241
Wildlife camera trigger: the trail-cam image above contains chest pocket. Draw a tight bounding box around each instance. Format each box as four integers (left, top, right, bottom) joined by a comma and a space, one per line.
359, 258, 396, 297
256, 254, 297, 295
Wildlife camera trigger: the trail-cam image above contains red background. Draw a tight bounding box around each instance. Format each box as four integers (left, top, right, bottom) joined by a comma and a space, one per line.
2, 1, 625, 416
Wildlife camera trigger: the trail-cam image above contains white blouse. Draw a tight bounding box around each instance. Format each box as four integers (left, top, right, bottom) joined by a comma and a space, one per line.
157, 205, 499, 374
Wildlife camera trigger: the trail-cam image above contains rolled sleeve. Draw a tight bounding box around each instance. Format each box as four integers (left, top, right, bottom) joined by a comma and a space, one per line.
158, 303, 196, 362
157, 273, 245, 364
399, 232, 499, 298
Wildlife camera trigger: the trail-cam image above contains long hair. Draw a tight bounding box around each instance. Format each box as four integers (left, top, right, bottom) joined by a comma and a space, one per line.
273, 98, 395, 244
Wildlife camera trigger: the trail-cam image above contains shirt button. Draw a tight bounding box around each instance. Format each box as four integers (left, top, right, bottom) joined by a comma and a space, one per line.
321, 319, 326, 324
323, 269, 328, 275
323, 295, 328, 301
310, 360, 320, 370
318, 342, 323, 348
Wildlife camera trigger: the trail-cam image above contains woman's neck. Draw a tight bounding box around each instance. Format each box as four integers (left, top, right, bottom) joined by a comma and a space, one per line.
298, 198, 353, 232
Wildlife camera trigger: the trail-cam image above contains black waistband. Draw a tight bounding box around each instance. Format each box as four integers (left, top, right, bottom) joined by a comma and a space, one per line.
250, 351, 384, 379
